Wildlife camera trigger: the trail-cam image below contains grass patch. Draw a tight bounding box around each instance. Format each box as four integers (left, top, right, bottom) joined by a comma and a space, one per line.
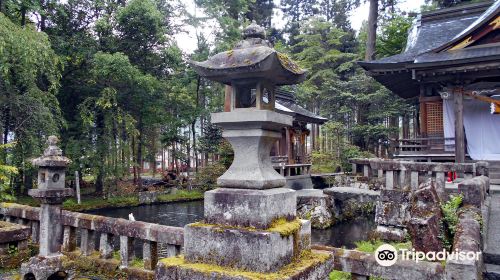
130, 257, 144, 268
59, 190, 202, 212
157, 190, 204, 203
354, 239, 412, 253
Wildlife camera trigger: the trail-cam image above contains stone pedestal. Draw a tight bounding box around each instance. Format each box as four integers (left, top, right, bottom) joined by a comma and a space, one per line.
204, 187, 296, 229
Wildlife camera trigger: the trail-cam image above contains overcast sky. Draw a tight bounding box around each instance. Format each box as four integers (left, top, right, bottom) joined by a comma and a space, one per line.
174, 0, 426, 54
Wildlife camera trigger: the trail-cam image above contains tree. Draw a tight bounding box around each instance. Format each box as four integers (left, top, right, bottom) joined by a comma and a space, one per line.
0, 13, 63, 193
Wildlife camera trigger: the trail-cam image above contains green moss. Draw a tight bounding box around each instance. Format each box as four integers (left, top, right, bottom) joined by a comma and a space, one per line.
267, 218, 302, 237
190, 218, 302, 238
160, 251, 331, 280
329, 270, 351, 280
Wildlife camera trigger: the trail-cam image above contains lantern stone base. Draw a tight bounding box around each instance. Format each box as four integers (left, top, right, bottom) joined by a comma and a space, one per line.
184, 219, 311, 273
204, 188, 296, 229
155, 250, 333, 280
28, 188, 74, 204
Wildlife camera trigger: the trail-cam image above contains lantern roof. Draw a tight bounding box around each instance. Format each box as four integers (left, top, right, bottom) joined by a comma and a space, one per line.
32, 136, 71, 167
189, 21, 306, 85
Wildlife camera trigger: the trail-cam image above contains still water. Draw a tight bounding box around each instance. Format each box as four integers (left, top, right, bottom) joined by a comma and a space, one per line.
88, 200, 375, 249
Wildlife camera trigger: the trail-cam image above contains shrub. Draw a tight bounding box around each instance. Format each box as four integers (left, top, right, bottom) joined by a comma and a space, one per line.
194, 162, 227, 191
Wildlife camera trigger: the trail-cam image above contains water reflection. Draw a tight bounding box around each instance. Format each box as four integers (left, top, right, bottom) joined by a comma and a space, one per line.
88, 200, 375, 250
311, 216, 375, 249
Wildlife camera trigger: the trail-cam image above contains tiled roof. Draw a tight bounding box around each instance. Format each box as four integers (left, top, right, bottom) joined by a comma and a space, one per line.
275, 88, 328, 124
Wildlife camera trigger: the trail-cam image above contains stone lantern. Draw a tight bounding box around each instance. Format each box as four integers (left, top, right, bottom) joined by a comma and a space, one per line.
21, 136, 74, 279
155, 22, 333, 279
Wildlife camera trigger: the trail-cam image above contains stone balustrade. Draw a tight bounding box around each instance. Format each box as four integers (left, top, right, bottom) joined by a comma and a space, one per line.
0, 203, 183, 271
312, 245, 445, 280
350, 158, 488, 198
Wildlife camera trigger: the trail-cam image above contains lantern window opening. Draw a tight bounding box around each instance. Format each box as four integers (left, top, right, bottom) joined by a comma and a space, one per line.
230, 79, 275, 111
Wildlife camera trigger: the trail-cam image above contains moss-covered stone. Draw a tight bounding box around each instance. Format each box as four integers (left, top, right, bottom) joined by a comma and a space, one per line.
157, 250, 332, 280
190, 218, 302, 238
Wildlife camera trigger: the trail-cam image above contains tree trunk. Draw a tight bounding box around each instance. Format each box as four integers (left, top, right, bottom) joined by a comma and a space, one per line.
95, 112, 106, 195
365, 0, 378, 61
132, 135, 137, 184
136, 116, 144, 187
192, 121, 198, 172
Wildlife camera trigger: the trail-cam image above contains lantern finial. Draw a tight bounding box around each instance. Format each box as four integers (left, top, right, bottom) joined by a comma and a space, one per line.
242, 21, 266, 39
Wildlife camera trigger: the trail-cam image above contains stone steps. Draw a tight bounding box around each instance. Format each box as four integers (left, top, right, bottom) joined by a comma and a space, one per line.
485, 264, 500, 280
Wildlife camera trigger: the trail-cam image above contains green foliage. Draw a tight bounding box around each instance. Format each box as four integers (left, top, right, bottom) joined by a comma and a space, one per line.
311, 151, 340, 173
217, 140, 234, 169
377, 15, 412, 58
440, 194, 463, 250
0, 143, 18, 202
194, 163, 227, 190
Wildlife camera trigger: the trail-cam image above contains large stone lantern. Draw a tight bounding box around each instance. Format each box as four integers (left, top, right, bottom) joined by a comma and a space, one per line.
21, 136, 74, 279
155, 22, 333, 279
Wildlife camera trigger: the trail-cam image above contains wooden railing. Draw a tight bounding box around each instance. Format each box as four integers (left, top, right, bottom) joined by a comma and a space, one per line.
271, 156, 312, 176
0, 203, 183, 270
394, 137, 455, 155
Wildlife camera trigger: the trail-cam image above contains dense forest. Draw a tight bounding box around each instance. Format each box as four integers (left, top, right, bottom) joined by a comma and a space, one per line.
0, 0, 475, 199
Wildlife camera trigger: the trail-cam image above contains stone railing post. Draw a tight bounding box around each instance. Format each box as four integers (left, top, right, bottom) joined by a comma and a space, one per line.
435, 172, 446, 201
143, 240, 158, 270
31, 221, 40, 243
363, 164, 372, 179
385, 170, 396, 190
81, 229, 96, 256
410, 171, 419, 190
120, 235, 134, 268
99, 233, 113, 259
62, 226, 76, 252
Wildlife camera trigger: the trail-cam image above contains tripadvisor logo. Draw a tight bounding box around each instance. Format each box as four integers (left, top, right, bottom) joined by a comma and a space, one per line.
374, 244, 482, 267
374, 244, 398, 267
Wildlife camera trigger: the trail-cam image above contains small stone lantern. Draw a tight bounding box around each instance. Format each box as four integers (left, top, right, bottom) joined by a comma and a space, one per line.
21, 136, 74, 279
155, 22, 333, 279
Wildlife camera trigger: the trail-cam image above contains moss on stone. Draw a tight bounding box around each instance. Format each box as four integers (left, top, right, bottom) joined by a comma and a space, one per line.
267, 218, 301, 237
189, 218, 301, 237
159, 250, 331, 280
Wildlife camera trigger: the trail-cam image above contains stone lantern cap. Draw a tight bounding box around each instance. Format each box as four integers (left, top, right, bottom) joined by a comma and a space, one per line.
189, 21, 306, 85
32, 136, 71, 168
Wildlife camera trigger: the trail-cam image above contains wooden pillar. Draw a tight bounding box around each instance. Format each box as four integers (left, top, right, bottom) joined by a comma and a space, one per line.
224, 85, 231, 112
454, 87, 465, 163
285, 127, 292, 164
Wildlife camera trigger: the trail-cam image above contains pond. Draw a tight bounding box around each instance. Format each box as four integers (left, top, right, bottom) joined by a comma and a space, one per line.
88, 200, 375, 250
